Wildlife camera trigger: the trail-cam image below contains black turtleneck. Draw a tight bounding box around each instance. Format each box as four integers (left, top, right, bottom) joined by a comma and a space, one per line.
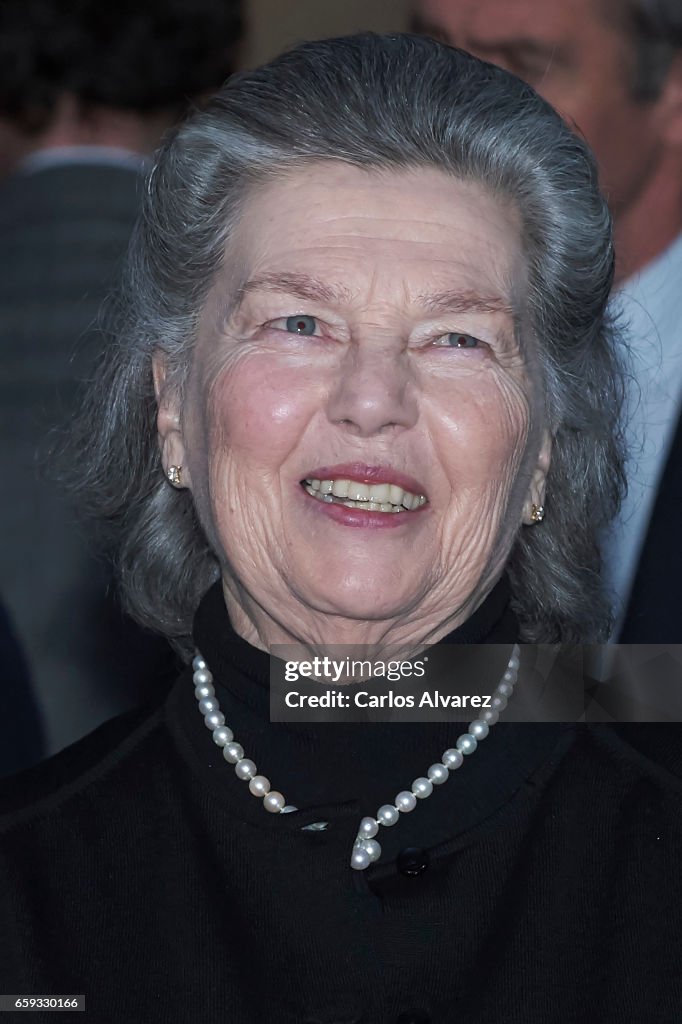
190, 578, 568, 863
1, 582, 681, 1023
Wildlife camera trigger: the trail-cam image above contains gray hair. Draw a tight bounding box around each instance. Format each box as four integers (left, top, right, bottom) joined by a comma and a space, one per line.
74, 33, 625, 648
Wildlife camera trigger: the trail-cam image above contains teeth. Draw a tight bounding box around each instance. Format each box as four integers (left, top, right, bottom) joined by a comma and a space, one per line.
348, 482, 370, 502
368, 483, 390, 503
388, 484, 404, 505
304, 477, 427, 513
331, 479, 350, 498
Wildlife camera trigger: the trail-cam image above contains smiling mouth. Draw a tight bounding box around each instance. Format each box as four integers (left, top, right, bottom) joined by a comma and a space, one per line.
302, 478, 428, 513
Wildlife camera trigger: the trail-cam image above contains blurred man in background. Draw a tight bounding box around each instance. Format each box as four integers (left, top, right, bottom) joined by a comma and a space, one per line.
415, 0, 682, 640
0, 0, 243, 766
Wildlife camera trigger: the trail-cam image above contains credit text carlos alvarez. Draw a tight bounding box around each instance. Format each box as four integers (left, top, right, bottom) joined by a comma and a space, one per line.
282, 657, 494, 710
284, 690, 496, 709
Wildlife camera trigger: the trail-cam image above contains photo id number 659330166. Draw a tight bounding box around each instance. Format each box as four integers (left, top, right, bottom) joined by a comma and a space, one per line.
0, 995, 85, 1012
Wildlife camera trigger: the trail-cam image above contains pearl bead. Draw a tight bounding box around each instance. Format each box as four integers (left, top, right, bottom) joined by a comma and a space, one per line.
351, 846, 371, 871
263, 791, 285, 813
197, 697, 218, 715
491, 694, 508, 712
509, 655, 520, 672
193, 668, 213, 686
427, 763, 449, 785
361, 839, 381, 862
377, 804, 399, 827
249, 775, 270, 797
223, 742, 244, 764
211, 726, 234, 746
481, 708, 499, 725
412, 777, 433, 799
235, 758, 257, 780
468, 720, 489, 740
442, 748, 464, 770
456, 733, 477, 755
204, 711, 225, 730
503, 668, 516, 683
194, 683, 214, 700
358, 816, 379, 839
497, 680, 514, 696
395, 790, 417, 813
192, 656, 207, 671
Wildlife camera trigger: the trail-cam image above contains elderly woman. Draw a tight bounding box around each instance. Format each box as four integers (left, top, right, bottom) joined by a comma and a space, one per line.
1, 32, 680, 1024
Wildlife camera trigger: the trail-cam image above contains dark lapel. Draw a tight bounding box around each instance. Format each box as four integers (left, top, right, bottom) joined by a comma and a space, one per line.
619, 406, 682, 641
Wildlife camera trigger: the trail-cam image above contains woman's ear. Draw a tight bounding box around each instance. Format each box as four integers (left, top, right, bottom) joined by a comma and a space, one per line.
523, 429, 552, 525
152, 349, 192, 489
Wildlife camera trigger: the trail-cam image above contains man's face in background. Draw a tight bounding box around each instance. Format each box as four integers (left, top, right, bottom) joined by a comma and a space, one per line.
414, 0, 671, 256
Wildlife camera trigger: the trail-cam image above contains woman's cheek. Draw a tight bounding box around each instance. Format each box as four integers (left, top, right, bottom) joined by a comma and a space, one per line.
427, 374, 530, 484
206, 358, 322, 462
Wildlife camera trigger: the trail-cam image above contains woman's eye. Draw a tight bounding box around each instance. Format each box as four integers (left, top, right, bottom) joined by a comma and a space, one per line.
283, 315, 318, 336
433, 332, 482, 349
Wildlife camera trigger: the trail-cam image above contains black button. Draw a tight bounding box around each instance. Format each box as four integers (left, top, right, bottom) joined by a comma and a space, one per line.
396, 1011, 431, 1024
397, 846, 429, 877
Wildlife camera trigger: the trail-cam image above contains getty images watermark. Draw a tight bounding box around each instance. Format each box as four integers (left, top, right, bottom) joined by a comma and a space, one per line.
280, 652, 506, 712
269, 645, 682, 723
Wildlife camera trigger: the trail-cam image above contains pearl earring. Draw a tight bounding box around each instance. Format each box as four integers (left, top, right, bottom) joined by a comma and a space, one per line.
530, 502, 545, 523
167, 465, 183, 487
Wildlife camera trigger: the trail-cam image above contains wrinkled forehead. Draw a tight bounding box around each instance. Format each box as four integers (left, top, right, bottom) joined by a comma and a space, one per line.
206, 161, 527, 331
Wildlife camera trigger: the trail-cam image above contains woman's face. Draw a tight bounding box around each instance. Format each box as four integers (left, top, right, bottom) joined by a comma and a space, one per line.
158, 163, 550, 645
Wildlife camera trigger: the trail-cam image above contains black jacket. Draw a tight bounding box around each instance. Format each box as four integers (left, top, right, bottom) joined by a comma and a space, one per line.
1, 582, 681, 1023
0, 161, 176, 758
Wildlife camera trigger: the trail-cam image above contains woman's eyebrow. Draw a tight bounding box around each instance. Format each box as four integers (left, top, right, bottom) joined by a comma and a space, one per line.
236, 272, 353, 308
228, 275, 516, 323
418, 288, 516, 318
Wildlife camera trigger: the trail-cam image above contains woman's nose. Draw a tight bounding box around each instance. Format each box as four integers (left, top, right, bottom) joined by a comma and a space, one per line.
325, 342, 418, 437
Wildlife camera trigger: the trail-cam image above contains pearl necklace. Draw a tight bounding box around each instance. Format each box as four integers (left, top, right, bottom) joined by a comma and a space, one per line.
192, 644, 520, 871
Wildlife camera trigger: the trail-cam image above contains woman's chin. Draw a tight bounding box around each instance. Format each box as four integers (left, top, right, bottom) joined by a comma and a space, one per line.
292, 577, 423, 628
